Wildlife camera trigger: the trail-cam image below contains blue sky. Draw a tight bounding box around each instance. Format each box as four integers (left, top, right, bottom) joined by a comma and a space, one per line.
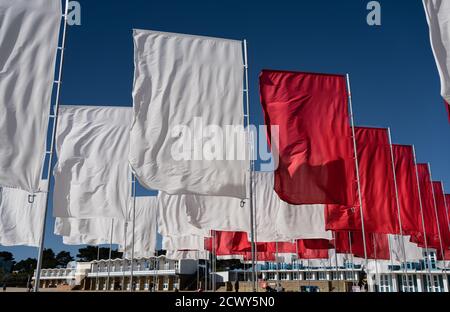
2, 0, 449, 261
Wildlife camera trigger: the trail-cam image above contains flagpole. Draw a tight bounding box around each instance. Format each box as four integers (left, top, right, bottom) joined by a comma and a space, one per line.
387, 128, 408, 287
372, 235, 379, 292
427, 165, 448, 287
130, 174, 137, 292
34, 0, 69, 292
96, 246, 100, 291
412, 146, 433, 291
346, 74, 369, 280
332, 232, 340, 292
441, 182, 450, 274
243, 39, 256, 292
348, 232, 357, 287
275, 242, 279, 286
106, 219, 114, 291
122, 220, 127, 291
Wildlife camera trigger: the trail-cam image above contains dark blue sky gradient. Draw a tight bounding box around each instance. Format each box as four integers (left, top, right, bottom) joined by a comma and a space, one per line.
2, 0, 449, 261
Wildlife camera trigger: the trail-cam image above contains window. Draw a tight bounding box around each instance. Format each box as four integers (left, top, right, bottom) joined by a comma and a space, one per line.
331, 272, 341, 280
305, 272, 313, 280
163, 277, 169, 290
267, 272, 275, 280
344, 271, 354, 281
401, 275, 416, 292
424, 275, 442, 292
291, 272, 299, 280
423, 251, 437, 270
318, 272, 327, 280
279, 272, 288, 280
379, 274, 391, 293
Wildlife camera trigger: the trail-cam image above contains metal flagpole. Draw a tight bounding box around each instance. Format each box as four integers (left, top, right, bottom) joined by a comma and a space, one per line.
346, 74, 369, 285
197, 250, 199, 290
122, 220, 127, 291
106, 219, 114, 291
441, 182, 450, 274
276, 242, 279, 286
348, 232, 357, 287
387, 128, 409, 287
96, 246, 100, 290
34, 0, 70, 292
243, 39, 256, 292
296, 241, 300, 292
130, 174, 137, 292
412, 146, 433, 291
333, 232, 340, 292
427, 165, 448, 288
373, 235, 379, 292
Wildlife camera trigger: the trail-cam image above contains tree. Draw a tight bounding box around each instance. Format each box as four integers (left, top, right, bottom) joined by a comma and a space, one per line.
13, 258, 36, 274
77, 246, 123, 262
42, 248, 57, 269
0, 251, 14, 262
55, 251, 74, 268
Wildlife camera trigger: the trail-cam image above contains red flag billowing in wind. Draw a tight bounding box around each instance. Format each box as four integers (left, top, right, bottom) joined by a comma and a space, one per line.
432, 181, 450, 248
296, 240, 329, 259
349, 232, 390, 260
391, 145, 423, 236
326, 127, 399, 234
446, 194, 450, 225
412, 164, 440, 248
259, 70, 356, 205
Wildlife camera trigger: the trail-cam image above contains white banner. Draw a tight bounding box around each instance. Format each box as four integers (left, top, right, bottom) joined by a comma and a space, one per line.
0, 187, 45, 247
53, 106, 132, 219
165, 250, 209, 260
0, 0, 61, 192
130, 29, 247, 198
162, 235, 205, 251
423, 0, 450, 111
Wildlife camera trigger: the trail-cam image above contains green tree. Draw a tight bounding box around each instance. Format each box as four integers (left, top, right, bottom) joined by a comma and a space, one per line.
14, 258, 36, 274
55, 251, 74, 268
42, 248, 57, 269
0, 251, 14, 262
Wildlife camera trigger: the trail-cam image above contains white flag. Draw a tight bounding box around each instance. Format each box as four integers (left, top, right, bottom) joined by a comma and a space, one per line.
130, 29, 247, 198
165, 250, 209, 260
120, 196, 158, 258
0, 187, 45, 247
53, 106, 132, 219
423, 0, 450, 118
0, 0, 61, 192
388, 235, 423, 263
55, 217, 125, 246
157, 192, 209, 238
162, 235, 205, 251
276, 203, 332, 241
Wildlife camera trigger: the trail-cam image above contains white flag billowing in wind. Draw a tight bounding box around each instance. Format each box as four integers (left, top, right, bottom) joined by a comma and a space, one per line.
423, 0, 450, 120
162, 235, 205, 251
120, 196, 158, 258
130, 29, 247, 198
0, 187, 45, 247
0, 0, 61, 192
53, 106, 132, 220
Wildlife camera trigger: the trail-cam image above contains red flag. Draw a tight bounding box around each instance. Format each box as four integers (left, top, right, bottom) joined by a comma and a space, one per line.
432, 182, 450, 248
350, 232, 390, 260
302, 239, 333, 250
415, 164, 440, 248
265, 242, 297, 253
242, 252, 275, 262
333, 231, 352, 253
296, 240, 329, 259
326, 127, 400, 234
259, 70, 355, 205
391, 145, 423, 236
446, 194, 450, 225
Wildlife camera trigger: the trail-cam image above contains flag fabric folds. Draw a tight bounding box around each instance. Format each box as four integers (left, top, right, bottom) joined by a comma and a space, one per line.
157, 192, 209, 238
0, 187, 45, 247
259, 70, 355, 205
130, 29, 247, 198
326, 127, 400, 234
392, 145, 423, 236
388, 235, 423, 263
413, 164, 440, 248
165, 250, 209, 260
0, 0, 61, 192
432, 181, 450, 248
162, 235, 205, 251
53, 106, 132, 220
423, 0, 450, 121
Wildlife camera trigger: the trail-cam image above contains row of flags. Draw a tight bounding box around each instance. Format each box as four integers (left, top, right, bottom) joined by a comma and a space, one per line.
0, 0, 449, 279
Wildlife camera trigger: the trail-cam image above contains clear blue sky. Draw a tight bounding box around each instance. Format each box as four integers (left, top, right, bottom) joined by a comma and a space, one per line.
2, 0, 449, 261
